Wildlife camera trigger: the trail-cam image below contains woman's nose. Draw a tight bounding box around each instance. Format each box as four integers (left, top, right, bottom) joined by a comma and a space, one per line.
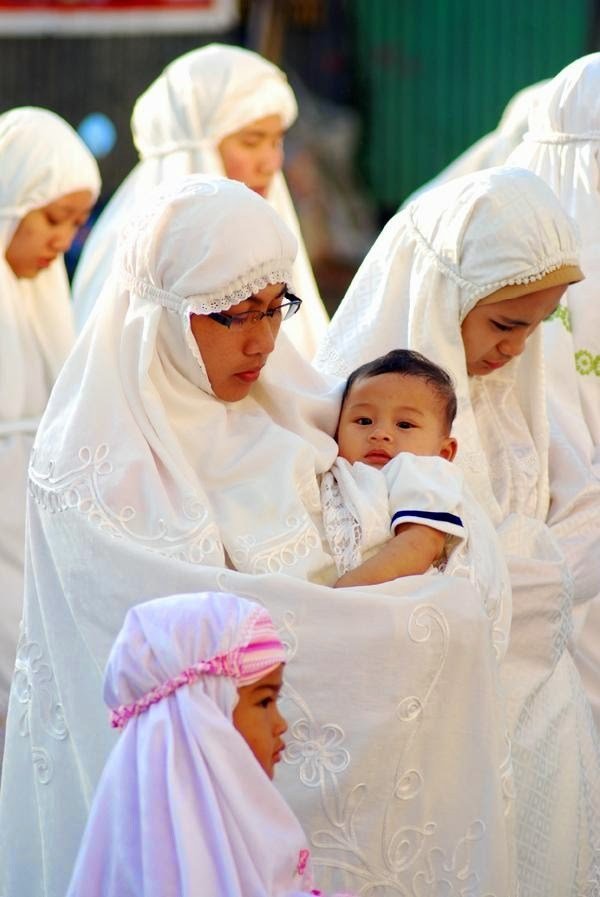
259, 143, 284, 176
244, 317, 277, 355
50, 224, 77, 253
499, 330, 527, 357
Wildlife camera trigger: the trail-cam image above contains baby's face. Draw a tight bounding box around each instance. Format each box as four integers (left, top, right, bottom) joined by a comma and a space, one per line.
337, 373, 456, 468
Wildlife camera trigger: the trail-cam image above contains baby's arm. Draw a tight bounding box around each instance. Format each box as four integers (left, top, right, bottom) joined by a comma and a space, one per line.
333, 522, 445, 588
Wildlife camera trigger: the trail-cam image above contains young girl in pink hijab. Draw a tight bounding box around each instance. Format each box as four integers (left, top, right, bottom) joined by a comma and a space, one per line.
67, 591, 353, 897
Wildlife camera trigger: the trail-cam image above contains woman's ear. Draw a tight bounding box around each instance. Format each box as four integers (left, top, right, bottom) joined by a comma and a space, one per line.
440, 437, 458, 462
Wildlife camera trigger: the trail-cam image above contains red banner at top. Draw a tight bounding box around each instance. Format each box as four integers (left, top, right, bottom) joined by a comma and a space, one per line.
0, 0, 237, 33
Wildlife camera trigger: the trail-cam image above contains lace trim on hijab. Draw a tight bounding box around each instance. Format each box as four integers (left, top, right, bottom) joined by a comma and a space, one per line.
407, 204, 580, 306
119, 260, 294, 315
523, 130, 600, 145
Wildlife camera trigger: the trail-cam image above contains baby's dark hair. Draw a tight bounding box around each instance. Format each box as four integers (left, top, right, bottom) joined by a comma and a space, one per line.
341, 349, 457, 432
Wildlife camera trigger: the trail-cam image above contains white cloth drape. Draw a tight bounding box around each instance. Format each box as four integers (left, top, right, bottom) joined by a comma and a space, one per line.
316, 166, 600, 896
72, 43, 328, 358
67, 592, 316, 897
0, 175, 516, 897
508, 54, 600, 729
0, 107, 100, 749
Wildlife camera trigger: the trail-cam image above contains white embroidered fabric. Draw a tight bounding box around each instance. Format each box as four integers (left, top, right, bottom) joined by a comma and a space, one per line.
508, 52, 600, 730
71, 43, 329, 358
0, 107, 100, 754
0, 175, 516, 897
315, 166, 600, 896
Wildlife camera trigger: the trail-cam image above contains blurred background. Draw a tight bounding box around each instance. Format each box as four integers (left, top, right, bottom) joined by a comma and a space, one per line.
2, 0, 599, 313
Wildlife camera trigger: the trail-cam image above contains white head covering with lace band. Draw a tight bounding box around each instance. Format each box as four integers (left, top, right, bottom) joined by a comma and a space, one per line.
509, 52, 600, 734
66, 592, 319, 897
0, 173, 517, 897
316, 166, 600, 895
72, 43, 328, 358
0, 106, 100, 750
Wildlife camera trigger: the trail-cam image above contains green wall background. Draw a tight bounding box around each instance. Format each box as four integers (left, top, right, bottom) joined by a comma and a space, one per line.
350, 0, 592, 208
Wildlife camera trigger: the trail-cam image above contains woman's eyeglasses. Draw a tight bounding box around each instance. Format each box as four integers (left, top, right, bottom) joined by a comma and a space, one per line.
208, 291, 302, 331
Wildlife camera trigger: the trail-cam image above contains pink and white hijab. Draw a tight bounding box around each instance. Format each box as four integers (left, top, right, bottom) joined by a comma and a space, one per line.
67, 591, 316, 897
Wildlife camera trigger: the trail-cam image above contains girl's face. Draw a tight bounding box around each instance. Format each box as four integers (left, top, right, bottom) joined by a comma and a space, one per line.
461, 284, 566, 376
190, 282, 286, 402
232, 663, 287, 779
5, 190, 94, 279
218, 114, 285, 198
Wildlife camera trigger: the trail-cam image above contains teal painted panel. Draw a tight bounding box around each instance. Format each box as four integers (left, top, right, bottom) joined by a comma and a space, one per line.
350, 0, 591, 207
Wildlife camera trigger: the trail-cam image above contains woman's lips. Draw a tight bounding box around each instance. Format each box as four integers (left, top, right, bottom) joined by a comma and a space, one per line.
484, 359, 507, 371
235, 368, 262, 383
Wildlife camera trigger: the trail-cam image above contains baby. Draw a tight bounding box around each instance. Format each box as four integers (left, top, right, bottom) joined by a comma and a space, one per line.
323, 349, 500, 594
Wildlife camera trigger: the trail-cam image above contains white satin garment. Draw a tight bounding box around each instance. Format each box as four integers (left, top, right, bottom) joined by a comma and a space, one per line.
0, 176, 515, 897
72, 43, 328, 357
316, 166, 600, 896
0, 107, 100, 755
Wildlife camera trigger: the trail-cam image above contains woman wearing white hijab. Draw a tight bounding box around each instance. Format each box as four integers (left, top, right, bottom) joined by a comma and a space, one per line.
0, 175, 515, 896
316, 166, 600, 896
72, 42, 328, 358
508, 54, 600, 727
67, 591, 316, 897
0, 107, 100, 753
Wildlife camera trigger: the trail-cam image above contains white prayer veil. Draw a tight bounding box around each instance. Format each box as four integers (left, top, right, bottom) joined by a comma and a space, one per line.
0, 106, 100, 745
316, 166, 600, 895
0, 106, 101, 422
317, 166, 580, 524
72, 43, 329, 357
508, 53, 600, 733
509, 53, 600, 468
67, 591, 315, 897
32, 174, 339, 583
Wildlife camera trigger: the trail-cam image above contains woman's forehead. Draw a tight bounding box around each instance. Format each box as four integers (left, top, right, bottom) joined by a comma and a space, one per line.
478, 283, 567, 319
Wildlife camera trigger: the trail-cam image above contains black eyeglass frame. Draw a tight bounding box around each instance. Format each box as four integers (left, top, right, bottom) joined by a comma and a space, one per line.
208, 290, 302, 330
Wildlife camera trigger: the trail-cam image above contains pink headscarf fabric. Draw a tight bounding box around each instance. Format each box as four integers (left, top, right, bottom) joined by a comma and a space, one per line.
110, 604, 285, 729
67, 592, 314, 897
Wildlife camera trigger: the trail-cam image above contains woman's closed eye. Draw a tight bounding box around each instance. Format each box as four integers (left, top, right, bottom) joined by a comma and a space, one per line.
492, 320, 514, 333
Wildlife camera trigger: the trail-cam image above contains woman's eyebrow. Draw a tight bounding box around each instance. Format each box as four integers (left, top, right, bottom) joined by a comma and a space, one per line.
247, 286, 286, 305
